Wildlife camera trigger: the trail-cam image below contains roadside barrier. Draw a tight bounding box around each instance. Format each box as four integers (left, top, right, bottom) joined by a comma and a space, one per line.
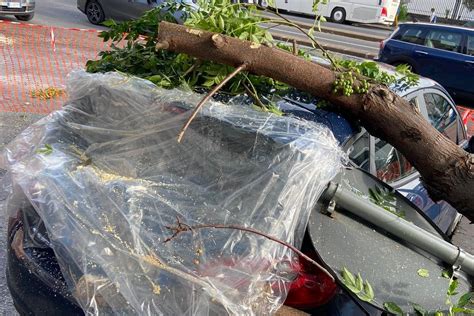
0, 20, 110, 113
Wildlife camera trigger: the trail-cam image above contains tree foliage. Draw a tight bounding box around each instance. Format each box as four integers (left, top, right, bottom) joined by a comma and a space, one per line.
87, 0, 417, 111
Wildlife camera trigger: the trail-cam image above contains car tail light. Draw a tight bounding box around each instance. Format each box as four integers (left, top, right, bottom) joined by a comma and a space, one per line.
284, 251, 338, 309
381, 7, 388, 17
380, 40, 385, 50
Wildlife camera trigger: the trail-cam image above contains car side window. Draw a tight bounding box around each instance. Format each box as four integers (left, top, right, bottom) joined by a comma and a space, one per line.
374, 138, 415, 183
348, 132, 370, 171
394, 27, 426, 45
467, 35, 474, 56
424, 93, 458, 141
424, 30, 462, 53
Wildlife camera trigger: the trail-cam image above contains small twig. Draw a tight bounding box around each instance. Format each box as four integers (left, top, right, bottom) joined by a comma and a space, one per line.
164, 219, 335, 282
177, 64, 247, 143
250, 5, 340, 70
292, 39, 298, 56
182, 59, 202, 77
243, 83, 266, 110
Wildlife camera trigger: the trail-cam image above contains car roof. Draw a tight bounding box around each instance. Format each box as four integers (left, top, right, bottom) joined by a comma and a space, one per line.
398, 22, 474, 33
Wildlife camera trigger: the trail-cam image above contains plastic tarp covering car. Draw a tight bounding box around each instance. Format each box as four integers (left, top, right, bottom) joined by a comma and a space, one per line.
0, 71, 342, 315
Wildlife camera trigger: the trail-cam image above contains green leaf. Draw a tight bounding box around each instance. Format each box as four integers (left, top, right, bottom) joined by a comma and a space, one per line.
441, 270, 452, 279
218, 15, 225, 30
341, 268, 356, 286
452, 307, 474, 314
448, 279, 459, 296
417, 268, 429, 278
411, 302, 427, 316
383, 302, 404, 316
457, 292, 474, 308
341, 267, 361, 294
363, 281, 375, 301
355, 273, 364, 292
238, 31, 249, 40
102, 19, 117, 27
36, 143, 53, 155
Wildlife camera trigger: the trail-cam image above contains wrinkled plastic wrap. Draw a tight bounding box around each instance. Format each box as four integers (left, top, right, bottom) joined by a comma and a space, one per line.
1, 71, 342, 315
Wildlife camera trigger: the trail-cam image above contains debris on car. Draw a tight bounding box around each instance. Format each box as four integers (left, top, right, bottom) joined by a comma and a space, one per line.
1, 71, 343, 315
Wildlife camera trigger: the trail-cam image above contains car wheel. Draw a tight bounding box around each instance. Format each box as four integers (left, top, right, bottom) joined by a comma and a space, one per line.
86, 0, 105, 25
15, 13, 34, 21
330, 7, 346, 23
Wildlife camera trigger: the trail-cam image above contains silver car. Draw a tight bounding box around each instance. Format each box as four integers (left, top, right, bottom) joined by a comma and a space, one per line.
77, 0, 195, 25
0, 0, 35, 21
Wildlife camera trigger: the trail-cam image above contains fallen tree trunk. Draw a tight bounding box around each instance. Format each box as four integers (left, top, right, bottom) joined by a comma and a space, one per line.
157, 21, 474, 222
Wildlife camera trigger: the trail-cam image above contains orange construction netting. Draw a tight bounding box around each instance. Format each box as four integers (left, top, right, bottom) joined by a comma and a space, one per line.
0, 20, 111, 114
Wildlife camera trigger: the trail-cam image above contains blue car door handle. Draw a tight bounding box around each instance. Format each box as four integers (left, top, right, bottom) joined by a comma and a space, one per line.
415, 50, 429, 55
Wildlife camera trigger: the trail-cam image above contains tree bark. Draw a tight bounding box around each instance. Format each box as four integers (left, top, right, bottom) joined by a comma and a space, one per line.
157, 21, 474, 222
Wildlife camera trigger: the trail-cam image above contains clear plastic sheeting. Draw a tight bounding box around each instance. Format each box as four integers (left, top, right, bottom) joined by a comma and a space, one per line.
1, 71, 342, 315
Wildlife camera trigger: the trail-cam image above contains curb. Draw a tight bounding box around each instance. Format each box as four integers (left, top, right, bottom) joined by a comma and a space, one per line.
271, 32, 377, 60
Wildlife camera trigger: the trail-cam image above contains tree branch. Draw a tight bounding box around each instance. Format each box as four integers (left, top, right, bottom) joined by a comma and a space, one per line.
177, 63, 247, 143
164, 218, 335, 282
158, 21, 474, 222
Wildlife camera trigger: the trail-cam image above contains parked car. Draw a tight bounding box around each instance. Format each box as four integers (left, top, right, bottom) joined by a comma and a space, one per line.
0, 0, 35, 21
4, 68, 471, 315
77, 0, 196, 25
378, 23, 474, 106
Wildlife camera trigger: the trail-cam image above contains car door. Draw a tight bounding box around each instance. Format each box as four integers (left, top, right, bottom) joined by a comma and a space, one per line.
381, 25, 428, 69
413, 28, 466, 97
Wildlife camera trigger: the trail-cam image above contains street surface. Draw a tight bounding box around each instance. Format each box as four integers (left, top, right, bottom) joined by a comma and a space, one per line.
0, 2, 473, 315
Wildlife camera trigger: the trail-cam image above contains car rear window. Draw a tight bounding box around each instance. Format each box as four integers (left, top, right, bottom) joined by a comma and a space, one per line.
425, 30, 462, 52
394, 26, 426, 45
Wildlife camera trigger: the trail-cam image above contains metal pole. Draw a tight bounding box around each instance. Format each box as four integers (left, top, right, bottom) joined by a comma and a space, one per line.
321, 182, 474, 277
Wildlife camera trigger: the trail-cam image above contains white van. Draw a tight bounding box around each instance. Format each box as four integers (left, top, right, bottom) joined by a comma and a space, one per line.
274, 0, 400, 24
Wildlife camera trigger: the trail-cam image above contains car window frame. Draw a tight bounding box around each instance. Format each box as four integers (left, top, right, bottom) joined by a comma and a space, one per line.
417, 87, 467, 145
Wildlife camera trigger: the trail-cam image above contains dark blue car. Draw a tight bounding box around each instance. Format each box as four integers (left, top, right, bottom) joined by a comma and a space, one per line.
378, 23, 474, 106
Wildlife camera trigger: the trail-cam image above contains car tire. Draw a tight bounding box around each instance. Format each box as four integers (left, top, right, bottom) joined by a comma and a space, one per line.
330, 7, 346, 23
86, 0, 105, 25
15, 13, 34, 21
